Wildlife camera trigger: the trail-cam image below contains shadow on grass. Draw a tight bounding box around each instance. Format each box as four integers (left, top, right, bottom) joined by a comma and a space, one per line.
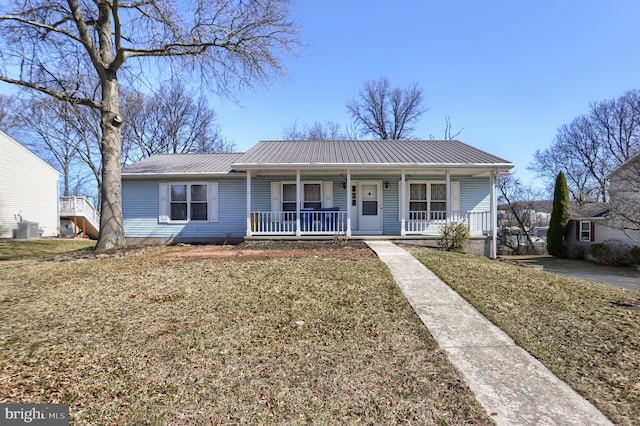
0, 239, 95, 261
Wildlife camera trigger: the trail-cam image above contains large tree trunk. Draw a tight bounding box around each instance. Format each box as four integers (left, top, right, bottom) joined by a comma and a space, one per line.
63, 162, 70, 197
96, 73, 126, 250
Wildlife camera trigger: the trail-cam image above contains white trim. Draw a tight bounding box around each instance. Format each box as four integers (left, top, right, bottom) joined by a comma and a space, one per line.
160, 182, 214, 224
246, 172, 252, 236
208, 181, 219, 223
296, 171, 301, 236
270, 181, 280, 221
579, 220, 592, 241
490, 172, 497, 259
451, 181, 460, 215
281, 180, 325, 210
323, 181, 333, 208
400, 171, 406, 236
399, 180, 447, 219
158, 183, 169, 223
346, 171, 352, 236
353, 180, 383, 235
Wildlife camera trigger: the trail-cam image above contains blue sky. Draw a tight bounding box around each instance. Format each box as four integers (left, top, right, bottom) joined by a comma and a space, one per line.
209, 0, 640, 194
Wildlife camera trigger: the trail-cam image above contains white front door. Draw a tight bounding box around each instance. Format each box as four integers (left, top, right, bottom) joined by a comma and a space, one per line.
356, 181, 382, 233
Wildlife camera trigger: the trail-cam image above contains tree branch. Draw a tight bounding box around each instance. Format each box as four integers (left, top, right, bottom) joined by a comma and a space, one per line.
0, 14, 78, 40
0, 75, 101, 109
66, 0, 106, 79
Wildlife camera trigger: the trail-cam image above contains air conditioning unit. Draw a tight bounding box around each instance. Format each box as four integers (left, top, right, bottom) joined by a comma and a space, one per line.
17, 222, 39, 239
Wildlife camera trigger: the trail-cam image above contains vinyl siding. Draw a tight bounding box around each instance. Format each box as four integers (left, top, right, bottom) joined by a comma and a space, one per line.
593, 223, 640, 245
252, 175, 345, 211
248, 174, 490, 235
123, 173, 493, 238
383, 179, 400, 235
0, 131, 60, 238
457, 176, 491, 213
123, 179, 246, 239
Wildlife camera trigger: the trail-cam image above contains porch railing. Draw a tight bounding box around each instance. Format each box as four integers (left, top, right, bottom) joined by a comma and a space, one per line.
249, 210, 492, 236
251, 210, 347, 235
406, 210, 491, 235
59, 196, 100, 230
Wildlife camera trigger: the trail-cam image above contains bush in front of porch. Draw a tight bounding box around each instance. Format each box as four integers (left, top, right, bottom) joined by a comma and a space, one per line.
437, 222, 470, 252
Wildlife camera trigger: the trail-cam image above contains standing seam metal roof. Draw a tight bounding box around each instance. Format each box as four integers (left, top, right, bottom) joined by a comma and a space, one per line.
121, 153, 246, 175
120, 140, 514, 176
231, 140, 513, 167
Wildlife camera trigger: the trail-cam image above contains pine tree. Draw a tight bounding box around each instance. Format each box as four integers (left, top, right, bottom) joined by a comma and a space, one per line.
547, 171, 572, 257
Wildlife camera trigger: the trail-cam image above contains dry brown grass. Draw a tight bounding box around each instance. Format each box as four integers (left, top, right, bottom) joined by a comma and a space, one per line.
0, 243, 491, 425
0, 239, 95, 260
409, 247, 640, 426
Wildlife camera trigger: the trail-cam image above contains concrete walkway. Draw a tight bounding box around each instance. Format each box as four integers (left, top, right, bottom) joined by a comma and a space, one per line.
366, 241, 613, 426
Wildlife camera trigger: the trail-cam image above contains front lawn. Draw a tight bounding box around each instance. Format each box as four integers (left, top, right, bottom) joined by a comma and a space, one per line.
0, 239, 95, 261
503, 254, 638, 278
409, 248, 640, 426
0, 244, 490, 425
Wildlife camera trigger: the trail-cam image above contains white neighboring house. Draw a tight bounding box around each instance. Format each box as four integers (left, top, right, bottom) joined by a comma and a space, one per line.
566, 153, 640, 250
0, 129, 60, 238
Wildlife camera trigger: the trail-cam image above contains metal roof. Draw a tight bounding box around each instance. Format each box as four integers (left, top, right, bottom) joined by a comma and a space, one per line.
231, 140, 513, 170
121, 153, 245, 177
121, 140, 514, 177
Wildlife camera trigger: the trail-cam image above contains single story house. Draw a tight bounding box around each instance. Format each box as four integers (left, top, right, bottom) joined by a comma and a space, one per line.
0, 129, 60, 238
121, 140, 514, 257
565, 203, 609, 247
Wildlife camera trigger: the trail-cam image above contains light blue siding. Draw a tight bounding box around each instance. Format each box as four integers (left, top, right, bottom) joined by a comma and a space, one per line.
123, 179, 246, 239
252, 175, 345, 211
457, 176, 490, 213
123, 173, 492, 238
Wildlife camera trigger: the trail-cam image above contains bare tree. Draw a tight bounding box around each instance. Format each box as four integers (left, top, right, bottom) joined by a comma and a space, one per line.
15, 96, 86, 197
0, 94, 19, 134
590, 90, 640, 164
282, 120, 347, 140
443, 115, 462, 140
14, 93, 104, 205
531, 90, 640, 204
346, 77, 427, 140
497, 174, 543, 254
0, 0, 299, 250
121, 81, 234, 165
608, 154, 640, 241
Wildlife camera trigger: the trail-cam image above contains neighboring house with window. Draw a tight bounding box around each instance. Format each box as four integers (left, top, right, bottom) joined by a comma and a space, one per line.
566, 153, 640, 253
565, 203, 609, 248
0, 130, 60, 238
121, 140, 514, 257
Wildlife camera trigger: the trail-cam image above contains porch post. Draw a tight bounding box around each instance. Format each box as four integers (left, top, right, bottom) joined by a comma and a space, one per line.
296, 170, 302, 236
400, 171, 406, 236
346, 170, 352, 236
490, 171, 497, 259
446, 171, 451, 223
246, 171, 252, 237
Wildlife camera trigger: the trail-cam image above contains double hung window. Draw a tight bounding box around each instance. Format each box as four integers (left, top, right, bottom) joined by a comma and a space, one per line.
169, 184, 208, 221
579, 221, 592, 241
408, 182, 446, 220
409, 184, 428, 213
430, 183, 446, 219
281, 183, 322, 211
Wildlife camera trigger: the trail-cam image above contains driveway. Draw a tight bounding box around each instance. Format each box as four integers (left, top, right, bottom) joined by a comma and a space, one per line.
546, 269, 640, 291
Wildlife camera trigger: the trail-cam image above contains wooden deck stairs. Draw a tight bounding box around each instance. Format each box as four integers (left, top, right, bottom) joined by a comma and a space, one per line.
59, 197, 100, 240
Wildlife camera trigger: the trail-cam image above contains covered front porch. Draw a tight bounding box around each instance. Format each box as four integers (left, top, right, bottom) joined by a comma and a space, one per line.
243, 168, 498, 244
